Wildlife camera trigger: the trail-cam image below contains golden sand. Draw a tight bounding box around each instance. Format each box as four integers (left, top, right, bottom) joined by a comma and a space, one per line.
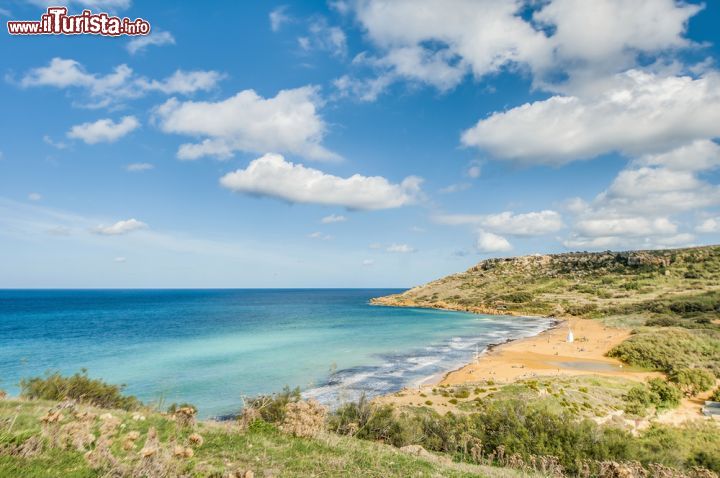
440, 317, 655, 386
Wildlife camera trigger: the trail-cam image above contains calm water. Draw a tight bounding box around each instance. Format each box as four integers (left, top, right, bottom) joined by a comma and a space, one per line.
0, 289, 553, 417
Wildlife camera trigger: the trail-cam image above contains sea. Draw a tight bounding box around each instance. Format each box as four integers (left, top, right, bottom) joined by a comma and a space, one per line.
0, 289, 554, 418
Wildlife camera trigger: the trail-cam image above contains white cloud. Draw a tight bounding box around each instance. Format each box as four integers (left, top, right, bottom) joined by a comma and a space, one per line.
126, 162, 154, 172
301, 19, 347, 58
434, 210, 563, 236
28, 193, 42, 201
632, 140, 720, 172
308, 231, 333, 240
269, 6, 291, 32
154, 86, 338, 161
563, 232, 696, 250
0, 7, 11, 17
574, 217, 677, 238
67, 116, 139, 144
479, 211, 564, 236
461, 71, 720, 165
697, 218, 720, 234
114, 256, 127, 263
342, 0, 700, 99
137, 70, 225, 95
386, 243, 415, 253
561, 141, 720, 250
475, 230, 511, 253
531, 0, 702, 93
321, 214, 347, 224
19, 58, 222, 108
220, 154, 422, 210
93, 218, 147, 235
362, 259, 375, 266
126, 30, 175, 55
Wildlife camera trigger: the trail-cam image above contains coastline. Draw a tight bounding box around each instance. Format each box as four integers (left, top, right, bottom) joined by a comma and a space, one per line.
371, 298, 657, 409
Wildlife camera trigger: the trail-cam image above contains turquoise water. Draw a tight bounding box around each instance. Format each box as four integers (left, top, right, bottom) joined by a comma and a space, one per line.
0, 289, 553, 418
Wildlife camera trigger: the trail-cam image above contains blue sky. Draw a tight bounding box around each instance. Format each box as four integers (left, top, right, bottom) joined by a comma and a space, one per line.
1, 0, 719, 288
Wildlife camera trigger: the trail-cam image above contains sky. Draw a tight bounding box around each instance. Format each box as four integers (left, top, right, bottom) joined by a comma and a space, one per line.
0, 0, 719, 288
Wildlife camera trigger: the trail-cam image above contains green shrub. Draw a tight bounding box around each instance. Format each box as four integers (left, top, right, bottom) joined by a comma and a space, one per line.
499, 292, 534, 303
711, 388, 720, 401
647, 378, 682, 408
669, 368, 716, 397
453, 389, 470, 399
19, 370, 140, 410
608, 328, 720, 377
624, 379, 682, 415
245, 385, 301, 423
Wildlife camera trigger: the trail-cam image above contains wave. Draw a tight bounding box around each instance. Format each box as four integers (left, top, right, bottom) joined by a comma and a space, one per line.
304, 316, 555, 406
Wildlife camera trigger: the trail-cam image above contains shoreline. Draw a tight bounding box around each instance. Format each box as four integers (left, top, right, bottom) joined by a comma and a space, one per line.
423, 317, 564, 387
371, 299, 657, 409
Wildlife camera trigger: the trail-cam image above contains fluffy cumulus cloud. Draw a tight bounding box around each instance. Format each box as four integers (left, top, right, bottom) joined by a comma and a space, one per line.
92, 218, 147, 235
67, 116, 140, 144
341, 0, 701, 99
530, 0, 702, 92
632, 140, 720, 172
697, 218, 720, 234
475, 231, 512, 253
434, 210, 563, 236
220, 154, 422, 210
19, 58, 222, 108
154, 86, 338, 161
562, 140, 720, 250
461, 71, 720, 165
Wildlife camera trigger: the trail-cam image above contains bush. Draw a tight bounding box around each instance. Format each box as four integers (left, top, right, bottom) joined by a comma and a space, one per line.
279, 400, 327, 438
669, 368, 716, 397
711, 388, 720, 402
19, 370, 140, 410
624, 379, 681, 415
245, 385, 301, 423
647, 378, 682, 408
608, 328, 720, 377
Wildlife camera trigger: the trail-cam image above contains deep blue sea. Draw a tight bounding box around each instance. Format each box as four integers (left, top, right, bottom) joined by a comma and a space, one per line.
0, 289, 553, 417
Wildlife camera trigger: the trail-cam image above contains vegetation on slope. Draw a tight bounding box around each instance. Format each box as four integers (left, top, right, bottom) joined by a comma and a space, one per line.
3, 372, 719, 477
371, 246, 720, 322
0, 395, 527, 478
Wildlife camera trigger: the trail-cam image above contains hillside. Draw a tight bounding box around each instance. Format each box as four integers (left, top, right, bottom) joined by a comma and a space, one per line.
372, 245, 720, 327
0, 398, 534, 478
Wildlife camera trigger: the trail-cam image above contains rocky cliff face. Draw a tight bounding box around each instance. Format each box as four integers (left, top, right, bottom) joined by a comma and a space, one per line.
473, 249, 675, 277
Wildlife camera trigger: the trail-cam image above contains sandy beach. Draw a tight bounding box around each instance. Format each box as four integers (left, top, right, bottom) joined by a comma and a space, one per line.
440, 317, 654, 386
377, 317, 661, 410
